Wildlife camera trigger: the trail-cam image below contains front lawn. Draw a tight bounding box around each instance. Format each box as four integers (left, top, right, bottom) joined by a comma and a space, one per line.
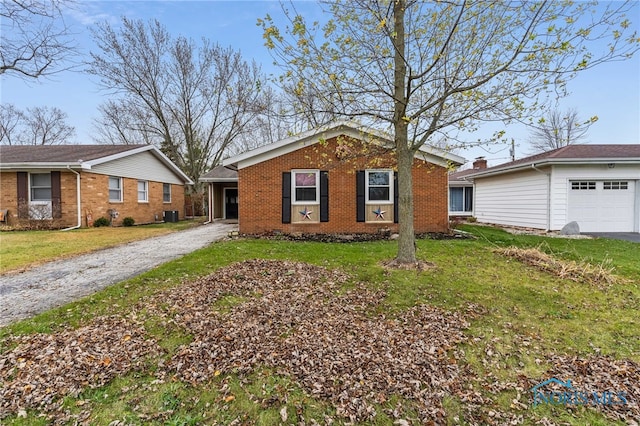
0, 219, 204, 274
0, 225, 638, 425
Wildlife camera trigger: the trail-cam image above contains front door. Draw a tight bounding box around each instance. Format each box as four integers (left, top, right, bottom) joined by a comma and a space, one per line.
224, 188, 238, 219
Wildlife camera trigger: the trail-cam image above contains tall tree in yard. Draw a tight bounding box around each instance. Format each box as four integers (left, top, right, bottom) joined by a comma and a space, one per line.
260, 0, 639, 263
89, 18, 268, 213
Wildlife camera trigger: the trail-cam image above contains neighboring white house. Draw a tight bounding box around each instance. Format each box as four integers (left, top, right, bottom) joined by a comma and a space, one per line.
467, 145, 640, 233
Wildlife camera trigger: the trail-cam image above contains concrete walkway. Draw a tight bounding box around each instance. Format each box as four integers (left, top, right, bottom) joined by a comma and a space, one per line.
0, 222, 238, 327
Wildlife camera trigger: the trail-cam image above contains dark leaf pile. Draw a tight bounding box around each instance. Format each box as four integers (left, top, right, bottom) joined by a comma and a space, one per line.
0, 315, 162, 418
147, 259, 471, 421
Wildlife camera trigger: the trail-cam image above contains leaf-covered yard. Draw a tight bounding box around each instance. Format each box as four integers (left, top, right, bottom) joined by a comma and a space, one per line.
0, 225, 639, 425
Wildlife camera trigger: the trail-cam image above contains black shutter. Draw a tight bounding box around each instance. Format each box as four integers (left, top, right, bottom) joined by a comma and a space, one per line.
17, 172, 28, 219
393, 171, 399, 224
51, 171, 62, 219
282, 172, 291, 224
320, 171, 329, 222
356, 170, 365, 222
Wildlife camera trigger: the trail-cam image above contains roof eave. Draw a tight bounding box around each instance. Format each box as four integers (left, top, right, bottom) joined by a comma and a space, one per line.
471, 157, 640, 179
199, 177, 238, 183
224, 120, 464, 169
0, 162, 84, 170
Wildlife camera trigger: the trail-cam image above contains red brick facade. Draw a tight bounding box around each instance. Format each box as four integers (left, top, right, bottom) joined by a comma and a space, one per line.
238, 136, 449, 235
0, 170, 185, 228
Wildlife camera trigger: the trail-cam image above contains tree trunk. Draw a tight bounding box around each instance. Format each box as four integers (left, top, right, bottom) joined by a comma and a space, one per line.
396, 134, 416, 263
392, 0, 416, 263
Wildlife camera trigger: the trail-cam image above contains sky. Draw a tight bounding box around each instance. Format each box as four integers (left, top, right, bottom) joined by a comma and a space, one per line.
1, 0, 639, 168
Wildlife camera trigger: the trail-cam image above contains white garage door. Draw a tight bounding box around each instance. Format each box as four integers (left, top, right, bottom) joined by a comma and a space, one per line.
568, 180, 636, 232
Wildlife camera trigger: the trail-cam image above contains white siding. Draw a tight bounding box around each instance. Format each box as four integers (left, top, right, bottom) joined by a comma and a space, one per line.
90, 151, 184, 184
550, 164, 640, 231
474, 168, 549, 229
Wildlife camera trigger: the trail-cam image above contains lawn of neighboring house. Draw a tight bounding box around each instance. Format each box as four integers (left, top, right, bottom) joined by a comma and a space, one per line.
0, 225, 638, 425
0, 219, 204, 274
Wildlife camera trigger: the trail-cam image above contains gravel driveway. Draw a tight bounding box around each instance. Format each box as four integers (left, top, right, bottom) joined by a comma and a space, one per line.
0, 222, 237, 327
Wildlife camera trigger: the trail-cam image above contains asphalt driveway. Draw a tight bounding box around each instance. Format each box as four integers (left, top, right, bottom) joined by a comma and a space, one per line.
0, 222, 238, 327
584, 232, 640, 243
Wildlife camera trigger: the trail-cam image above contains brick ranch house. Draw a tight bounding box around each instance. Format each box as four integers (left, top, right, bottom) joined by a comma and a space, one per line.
203, 122, 464, 235
0, 145, 193, 228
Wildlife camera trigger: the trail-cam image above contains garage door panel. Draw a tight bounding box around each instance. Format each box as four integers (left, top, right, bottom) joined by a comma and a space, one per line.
568, 180, 635, 232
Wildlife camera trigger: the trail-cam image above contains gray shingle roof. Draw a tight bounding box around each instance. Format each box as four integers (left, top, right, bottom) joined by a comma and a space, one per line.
200, 165, 238, 181
0, 145, 146, 164
469, 144, 640, 178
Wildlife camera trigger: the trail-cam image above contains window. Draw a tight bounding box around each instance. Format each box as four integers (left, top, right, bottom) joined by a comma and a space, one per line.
603, 181, 628, 190
292, 170, 319, 204
138, 180, 148, 202
109, 177, 122, 201
163, 183, 171, 202
30, 173, 51, 201
571, 181, 596, 190
366, 170, 393, 203
449, 187, 473, 212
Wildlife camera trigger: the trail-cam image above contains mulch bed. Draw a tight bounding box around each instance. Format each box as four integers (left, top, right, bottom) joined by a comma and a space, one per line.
245, 231, 471, 243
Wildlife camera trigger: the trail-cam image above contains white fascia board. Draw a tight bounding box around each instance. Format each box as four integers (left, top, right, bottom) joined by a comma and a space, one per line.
224, 120, 463, 169
81, 145, 153, 167
82, 145, 194, 184
471, 157, 640, 179
0, 162, 83, 170
224, 121, 361, 169
416, 146, 465, 166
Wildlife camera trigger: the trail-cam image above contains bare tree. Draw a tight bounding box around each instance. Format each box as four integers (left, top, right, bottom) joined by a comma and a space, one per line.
89, 18, 268, 208
0, 0, 76, 78
93, 99, 158, 146
261, 0, 639, 263
0, 104, 24, 145
529, 108, 596, 153
0, 104, 75, 145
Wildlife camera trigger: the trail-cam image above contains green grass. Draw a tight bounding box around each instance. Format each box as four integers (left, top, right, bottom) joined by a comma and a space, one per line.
1, 225, 638, 425
0, 218, 204, 274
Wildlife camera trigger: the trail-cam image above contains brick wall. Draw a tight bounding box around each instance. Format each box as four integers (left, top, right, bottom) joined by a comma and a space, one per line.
0, 171, 185, 227
81, 172, 185, 226
238, 136, 449, 235
0, 172, 18, 224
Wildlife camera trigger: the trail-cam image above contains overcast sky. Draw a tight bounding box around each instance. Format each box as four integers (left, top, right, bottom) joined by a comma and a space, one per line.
2, 0, 639, 167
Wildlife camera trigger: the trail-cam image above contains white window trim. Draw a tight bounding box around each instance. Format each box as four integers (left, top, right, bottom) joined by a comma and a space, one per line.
109, 176, 123, 202
291, 169, 320, 205
29, 172, 52, 202
449, 186, 473, 213
163, 183, 172, 203
138, 180, 149, 203
365, 169, 393, 204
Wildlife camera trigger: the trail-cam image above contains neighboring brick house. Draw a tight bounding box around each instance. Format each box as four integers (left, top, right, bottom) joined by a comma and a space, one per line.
0, 145, 193, 228
212, 122, 464, 235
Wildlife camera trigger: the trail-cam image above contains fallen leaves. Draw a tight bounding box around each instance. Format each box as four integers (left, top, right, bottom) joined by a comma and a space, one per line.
494, 246, 621, 288
1, 258, 637, 424
146, 259, 471, 421
0, 315, 162, 417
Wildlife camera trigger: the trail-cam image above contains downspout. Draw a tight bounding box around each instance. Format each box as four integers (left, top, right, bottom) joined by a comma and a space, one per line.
61, 166, 81, 231
531, 163, 551, 231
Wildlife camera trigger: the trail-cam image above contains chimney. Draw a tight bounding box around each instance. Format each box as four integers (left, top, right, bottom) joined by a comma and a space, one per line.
473, 157, 487, 169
